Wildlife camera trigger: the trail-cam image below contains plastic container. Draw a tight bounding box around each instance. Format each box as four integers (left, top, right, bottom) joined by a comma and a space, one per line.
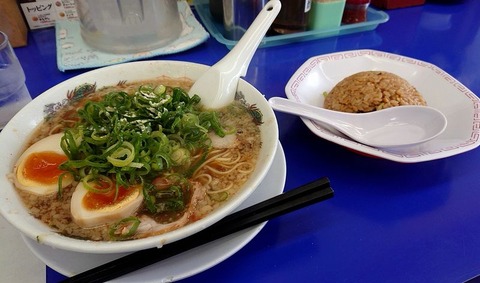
212, 0, 267, 40
309, 0, 346, 30
194, 0, 389, 49
342, 0, 370, 24
75, 0, 182, 54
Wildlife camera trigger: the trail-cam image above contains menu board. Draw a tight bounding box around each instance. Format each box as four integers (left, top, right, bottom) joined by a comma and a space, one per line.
18, 0, 78, 29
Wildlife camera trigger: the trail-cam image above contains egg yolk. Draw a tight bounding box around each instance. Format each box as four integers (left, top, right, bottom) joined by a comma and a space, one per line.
83, 184, 138, 210
22, 151, 68, 184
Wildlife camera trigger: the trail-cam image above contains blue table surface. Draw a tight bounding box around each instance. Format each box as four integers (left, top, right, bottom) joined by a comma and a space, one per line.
12, 1, 480, 282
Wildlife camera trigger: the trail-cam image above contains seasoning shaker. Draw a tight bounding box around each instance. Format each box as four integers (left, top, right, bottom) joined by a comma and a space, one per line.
309, 0, 346, 30
342, 0, 370, 24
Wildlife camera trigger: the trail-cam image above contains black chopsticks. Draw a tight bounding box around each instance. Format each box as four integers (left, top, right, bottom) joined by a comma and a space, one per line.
62, 177, 333, 283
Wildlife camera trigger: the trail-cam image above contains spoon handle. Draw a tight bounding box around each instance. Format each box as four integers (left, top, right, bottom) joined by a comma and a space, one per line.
268, 97, 343, 126
269, 97, 448, 148
188, 0, 281, 109
217, 0, 282, 77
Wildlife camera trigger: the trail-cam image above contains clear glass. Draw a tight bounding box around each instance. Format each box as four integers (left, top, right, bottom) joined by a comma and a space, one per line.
221, 0, 268, 40
0, 31, 31, 130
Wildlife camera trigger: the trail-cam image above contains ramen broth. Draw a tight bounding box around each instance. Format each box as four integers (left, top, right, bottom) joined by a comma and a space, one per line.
12, 77, 262, 241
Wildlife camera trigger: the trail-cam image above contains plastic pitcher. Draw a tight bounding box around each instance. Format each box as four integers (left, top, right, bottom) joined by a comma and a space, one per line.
75, 0, 182, 54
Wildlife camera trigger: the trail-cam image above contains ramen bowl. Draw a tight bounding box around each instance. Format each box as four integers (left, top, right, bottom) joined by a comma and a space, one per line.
0, 61, 278, 253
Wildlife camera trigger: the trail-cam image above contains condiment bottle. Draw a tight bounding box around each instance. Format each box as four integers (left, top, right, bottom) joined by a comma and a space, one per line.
342, 0, 370, 24
309, 0, 346, 30
272, 0, 312, 34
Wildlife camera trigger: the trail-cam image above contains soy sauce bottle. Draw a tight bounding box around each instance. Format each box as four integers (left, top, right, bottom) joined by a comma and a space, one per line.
342, 0, 370, 24
272, 0, 312, 34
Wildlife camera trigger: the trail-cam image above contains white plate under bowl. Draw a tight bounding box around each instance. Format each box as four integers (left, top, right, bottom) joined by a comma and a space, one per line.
24, 142, 286, 282
285, 49, 480, 163
0, 60, 279, 253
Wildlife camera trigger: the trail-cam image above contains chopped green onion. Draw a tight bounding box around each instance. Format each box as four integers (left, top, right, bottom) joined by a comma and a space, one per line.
106, 141, 136, 167
143, 175, 190, 214
209, 191, 228, 202
108, 216, 141, 240
59, 84, 228, 209
82, 174, 113, 194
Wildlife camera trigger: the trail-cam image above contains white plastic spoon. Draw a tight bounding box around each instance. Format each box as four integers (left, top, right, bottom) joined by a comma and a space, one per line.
268, 97, 447, 148
189, 0, 281, 109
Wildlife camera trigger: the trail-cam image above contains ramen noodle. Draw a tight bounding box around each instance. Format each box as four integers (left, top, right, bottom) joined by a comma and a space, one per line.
10, 77, 262, 241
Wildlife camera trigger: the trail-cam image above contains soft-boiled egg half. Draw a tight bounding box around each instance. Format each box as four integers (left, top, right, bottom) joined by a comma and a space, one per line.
71, 181, 144, 228
13, 133, 74, 195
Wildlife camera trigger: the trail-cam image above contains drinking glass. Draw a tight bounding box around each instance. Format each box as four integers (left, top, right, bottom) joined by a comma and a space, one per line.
0, 31, 31, 130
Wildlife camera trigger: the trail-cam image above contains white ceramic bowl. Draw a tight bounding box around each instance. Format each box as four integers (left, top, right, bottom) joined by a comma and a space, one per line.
0, 61, 278, 253
285, 49, 480, 163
